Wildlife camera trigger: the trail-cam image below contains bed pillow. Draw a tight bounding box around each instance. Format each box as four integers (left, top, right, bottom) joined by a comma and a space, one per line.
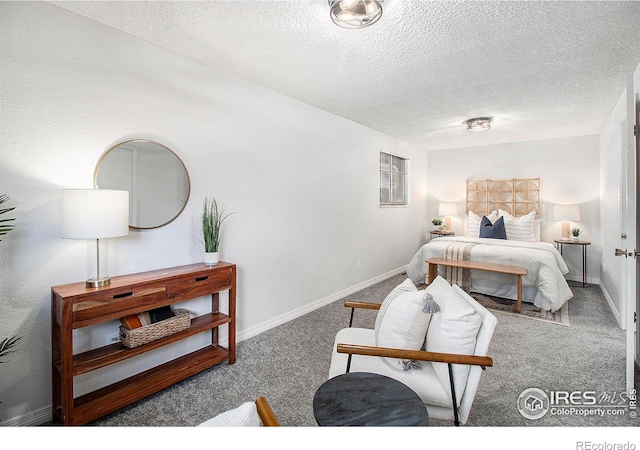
499, 209, 536, 242
466, 210, 498, 238
533, 219, 542, 242
479, 215, 507, 239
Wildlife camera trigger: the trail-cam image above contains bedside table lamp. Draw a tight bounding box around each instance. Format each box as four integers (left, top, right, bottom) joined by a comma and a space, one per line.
62, 189, 129, 288
553, 204, 580, 240
438, 203, 458, 231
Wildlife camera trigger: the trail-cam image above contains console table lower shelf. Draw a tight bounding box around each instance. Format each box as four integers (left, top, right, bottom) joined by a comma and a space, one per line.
73, 346, 228, 424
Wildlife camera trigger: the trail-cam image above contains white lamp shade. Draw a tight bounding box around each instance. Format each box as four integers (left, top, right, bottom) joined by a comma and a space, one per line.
438, 203, 458, 217
553, 204, 580, 222
62, 189, 130, 239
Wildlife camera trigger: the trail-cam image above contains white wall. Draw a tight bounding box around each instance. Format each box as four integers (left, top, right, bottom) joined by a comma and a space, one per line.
599, 86, 627, 326
0, 2, 428, 424
425, 135, 601, 285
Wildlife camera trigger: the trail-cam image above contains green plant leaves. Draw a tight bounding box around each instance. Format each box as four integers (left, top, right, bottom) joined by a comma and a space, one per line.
201, 197, 233, 253
0, 194, 15, 240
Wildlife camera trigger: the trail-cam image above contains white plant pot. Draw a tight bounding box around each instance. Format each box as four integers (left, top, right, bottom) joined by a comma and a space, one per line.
571, 236, 579, 242
204, 251, 220, 266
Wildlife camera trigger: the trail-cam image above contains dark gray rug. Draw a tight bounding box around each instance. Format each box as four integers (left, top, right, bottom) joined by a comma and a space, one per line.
413, 280, 570, 326
469, 292, 569, 326
86, 273, 635, 428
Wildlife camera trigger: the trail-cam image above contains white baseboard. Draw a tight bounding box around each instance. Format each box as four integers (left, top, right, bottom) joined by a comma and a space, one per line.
564, 274, 600, 286
0, 405, 51, 427
599, 281, 624, 330
235, 266, 408, 344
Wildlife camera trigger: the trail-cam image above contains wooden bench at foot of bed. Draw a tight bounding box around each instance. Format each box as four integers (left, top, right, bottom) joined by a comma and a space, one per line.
426, 258, 528, 313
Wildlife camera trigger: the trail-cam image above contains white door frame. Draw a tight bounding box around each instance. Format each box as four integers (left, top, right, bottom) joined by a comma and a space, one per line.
634, 86, 639, 371
624, 75, 638, 393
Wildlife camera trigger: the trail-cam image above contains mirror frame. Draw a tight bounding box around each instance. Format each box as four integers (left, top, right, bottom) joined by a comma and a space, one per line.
94, 139, 191, 230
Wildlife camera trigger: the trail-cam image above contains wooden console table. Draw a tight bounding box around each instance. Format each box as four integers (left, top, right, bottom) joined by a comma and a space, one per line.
51, 262, 236, 425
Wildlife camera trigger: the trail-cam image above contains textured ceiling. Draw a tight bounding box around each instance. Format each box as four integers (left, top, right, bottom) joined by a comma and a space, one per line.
49, 0, 640, 151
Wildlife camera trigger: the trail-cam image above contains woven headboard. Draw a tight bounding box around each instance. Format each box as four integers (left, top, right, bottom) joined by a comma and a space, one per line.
466, 178, 540, 218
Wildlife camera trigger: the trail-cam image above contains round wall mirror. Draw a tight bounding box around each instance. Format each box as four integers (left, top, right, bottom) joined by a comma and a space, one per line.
94, 139, 190, 229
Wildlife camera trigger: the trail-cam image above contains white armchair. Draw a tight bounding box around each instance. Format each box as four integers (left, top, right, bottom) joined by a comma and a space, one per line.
329, 276, 497, 426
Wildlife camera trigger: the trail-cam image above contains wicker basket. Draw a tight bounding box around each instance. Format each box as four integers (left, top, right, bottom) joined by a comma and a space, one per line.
119, 308, 191, 348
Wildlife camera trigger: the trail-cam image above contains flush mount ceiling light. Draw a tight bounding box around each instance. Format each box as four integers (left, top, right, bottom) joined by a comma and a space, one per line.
465, 117, 492, 131
329, 0, 383, 29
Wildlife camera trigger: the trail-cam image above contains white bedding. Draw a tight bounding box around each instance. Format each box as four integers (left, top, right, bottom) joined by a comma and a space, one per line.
406, 237, 573, 312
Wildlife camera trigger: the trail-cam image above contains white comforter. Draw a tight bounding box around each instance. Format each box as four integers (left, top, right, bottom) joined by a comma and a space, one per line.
406, 237, 573, 312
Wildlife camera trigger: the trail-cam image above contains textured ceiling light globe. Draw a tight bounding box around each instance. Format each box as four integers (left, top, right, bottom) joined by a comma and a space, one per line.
329, 0, 383, 29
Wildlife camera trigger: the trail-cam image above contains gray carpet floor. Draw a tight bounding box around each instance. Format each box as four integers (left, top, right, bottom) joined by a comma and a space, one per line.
89, 274, 638, 427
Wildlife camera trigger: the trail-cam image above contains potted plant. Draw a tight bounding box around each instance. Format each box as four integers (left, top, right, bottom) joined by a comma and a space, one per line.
1, 194, 20, 409
0, 194, 15, 241
570, 227, 582, 242
431, 218, 444, 231
0, 336, 21, 364
201, 196, 232, 266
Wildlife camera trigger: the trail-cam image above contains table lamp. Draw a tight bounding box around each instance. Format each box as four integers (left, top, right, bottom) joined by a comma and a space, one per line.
438, 203, 458, 231
62, 189, 129, 287
553, 204, 580, 240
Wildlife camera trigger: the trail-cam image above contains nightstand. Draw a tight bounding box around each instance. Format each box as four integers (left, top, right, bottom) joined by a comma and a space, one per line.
554, 239, 591, 287
430, 230, 455, 240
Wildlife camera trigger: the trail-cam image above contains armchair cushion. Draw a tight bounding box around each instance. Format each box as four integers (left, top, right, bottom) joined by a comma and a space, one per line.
329, 327, 452, 407
373, 278, 431, 371
424, 276, 482, 404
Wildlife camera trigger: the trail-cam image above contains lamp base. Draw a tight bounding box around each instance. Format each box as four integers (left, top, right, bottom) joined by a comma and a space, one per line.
561, 221, 570, 240
86, 277, 111, 288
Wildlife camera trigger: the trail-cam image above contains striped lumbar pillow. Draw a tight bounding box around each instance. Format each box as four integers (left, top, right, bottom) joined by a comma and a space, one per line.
499, 209, 536, 242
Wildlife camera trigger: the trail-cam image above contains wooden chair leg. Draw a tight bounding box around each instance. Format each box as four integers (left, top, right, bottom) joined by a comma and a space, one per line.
516, 275, 522, 313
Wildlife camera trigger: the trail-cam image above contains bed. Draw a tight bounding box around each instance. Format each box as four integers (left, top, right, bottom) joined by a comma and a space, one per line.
407, 178, 573, 313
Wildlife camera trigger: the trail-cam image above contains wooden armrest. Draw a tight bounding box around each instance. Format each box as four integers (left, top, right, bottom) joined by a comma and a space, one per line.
336, 343, 493, 367
343, 300, 381, 310
255, 396, 280, 426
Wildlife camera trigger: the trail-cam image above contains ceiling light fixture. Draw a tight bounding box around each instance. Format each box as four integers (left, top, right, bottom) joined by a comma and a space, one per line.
466, 117, 492, 131
329, 0, 383, 29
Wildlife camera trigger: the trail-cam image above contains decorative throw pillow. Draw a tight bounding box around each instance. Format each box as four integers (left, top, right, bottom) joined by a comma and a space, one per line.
423, 276, 482, 405
499, 209, 536, 242
374, 278, 418, 341
197, 402, 262, 427
479, 215, 507, 239
375, 288, 432, 371
466, 210, 498, 238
